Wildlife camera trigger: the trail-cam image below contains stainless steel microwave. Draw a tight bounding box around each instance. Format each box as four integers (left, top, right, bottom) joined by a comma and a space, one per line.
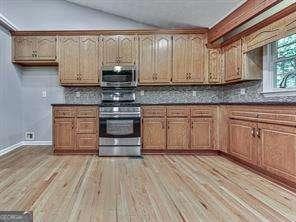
100, 65, 137, 88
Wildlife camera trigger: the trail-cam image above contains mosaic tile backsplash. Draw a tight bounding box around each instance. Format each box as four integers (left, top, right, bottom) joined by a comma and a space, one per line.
64, 80, 296, 104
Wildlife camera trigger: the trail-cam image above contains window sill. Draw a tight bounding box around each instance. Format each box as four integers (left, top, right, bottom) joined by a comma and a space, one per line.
262, 89, 296, 97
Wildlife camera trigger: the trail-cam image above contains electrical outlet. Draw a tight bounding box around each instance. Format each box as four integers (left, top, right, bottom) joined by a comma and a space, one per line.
76, 91, 81, 98
140, 90, 145, 96
42, 90, 47, 98
240, 88, 246, 95
192, 91, 197, 96
25, 132, 35, 141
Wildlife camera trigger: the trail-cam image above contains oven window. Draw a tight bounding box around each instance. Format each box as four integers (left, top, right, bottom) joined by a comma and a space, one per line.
100, 117, 140, 138
102, 70, 133, 82
107, 120, 134, 135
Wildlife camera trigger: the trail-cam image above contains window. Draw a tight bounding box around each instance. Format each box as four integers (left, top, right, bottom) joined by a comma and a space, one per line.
263, 33, 296, 96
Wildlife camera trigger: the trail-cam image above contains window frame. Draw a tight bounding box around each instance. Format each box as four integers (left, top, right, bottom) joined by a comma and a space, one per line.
262, 37, 296, 97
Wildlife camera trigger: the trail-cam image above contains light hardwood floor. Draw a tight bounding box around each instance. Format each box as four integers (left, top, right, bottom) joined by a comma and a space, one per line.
0, 146, 295, 222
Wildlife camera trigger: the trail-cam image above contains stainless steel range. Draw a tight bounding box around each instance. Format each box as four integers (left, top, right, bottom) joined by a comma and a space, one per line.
99, 65, 141, 156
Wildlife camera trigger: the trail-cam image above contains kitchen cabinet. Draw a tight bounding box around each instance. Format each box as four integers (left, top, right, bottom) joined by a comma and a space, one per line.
226, 105, 296, 183
54, 118, 76, 150
59, 36, 100, 85
102, 35, 137, 66
167, 118, 190, 149
223, 39, 242, 82
208, 49, 223, 83
53, 106, 98, 154
142, 118, 167, 149
13, 36, 57, 62
139, 35, 172, 84
172, 34, 206, 83
258, 123, 296, 182
191, 118, 213, 149
229, 119, 258, 165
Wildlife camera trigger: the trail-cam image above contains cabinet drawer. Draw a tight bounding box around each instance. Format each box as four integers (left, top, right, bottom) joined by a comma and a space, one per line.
77, 134, 98, 150
76, 118, 97, 134
77, 107, 97, 117
167, 107, 190, 117
142, 106, 166, 117
54, 107, 75, 117
191, 108, 213, 117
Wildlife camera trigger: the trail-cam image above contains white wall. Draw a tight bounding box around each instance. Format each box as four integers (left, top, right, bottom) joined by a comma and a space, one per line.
21, 68, 65, 142
0, 0, 152, 30
0, 26, 23, 150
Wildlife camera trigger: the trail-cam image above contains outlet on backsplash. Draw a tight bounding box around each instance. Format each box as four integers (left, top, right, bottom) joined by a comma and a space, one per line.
192, 91, 197, 96
240, 88, 246, 95
76, 91, 81, 98
140, 90, 145, 96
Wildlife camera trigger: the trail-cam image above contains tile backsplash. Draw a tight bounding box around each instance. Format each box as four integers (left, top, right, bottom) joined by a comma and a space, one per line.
64, 80, 296, 104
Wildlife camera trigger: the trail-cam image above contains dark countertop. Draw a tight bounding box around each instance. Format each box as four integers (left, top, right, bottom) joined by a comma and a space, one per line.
51, 102, 296, 106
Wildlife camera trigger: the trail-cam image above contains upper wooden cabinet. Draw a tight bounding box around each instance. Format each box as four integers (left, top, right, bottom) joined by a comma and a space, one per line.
59, 36, 100, 85
208, 49, 223, 84
223, 39, 242, 82
13, 36, 57, 63
102, 35, 137, 66
139, 35, 172, 84
172, 34, 206, 84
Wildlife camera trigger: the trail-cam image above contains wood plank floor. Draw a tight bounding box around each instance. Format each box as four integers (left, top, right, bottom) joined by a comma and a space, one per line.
0, 146, 295, 222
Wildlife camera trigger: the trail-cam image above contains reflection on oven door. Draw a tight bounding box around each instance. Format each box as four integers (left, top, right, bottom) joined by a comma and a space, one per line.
106, 120, 134, 136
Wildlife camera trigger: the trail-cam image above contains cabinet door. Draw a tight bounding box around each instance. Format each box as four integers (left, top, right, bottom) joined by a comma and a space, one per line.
258, 123, 296, 182
208, 49, 222, 83
167, 118, 190, 149
139, 35, 155, 84
191, 118, 213, 149
102, 35, 118, 66
13, 36, 35, 61
187, 34, 206, 83
229, 119, 258, 164
224, 39, 242, 82
118, 35, 137, 65
59, 36, 80, 84
142, 118, 166, 149
172, 35, 188, 83
79, 36, 99, 84
154, 35, 172, 83
36, 36, 56, 60
54, 118, 76, 150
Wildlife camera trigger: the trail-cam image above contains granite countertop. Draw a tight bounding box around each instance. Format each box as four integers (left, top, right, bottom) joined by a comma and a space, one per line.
51, 102, 296, 106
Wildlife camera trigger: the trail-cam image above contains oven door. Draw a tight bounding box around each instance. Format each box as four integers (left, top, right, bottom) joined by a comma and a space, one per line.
99, 116, 141, 146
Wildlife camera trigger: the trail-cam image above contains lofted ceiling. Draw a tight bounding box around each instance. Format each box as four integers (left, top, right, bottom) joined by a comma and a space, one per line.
66, 0, 246, 28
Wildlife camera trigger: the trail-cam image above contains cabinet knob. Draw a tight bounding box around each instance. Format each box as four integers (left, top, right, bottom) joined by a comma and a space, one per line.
256, 128, 261, 138
251, 128, 255, 137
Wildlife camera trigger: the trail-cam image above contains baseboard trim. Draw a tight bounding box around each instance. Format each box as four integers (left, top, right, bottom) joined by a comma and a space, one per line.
0, 141, 23, 156
0, 141, 52, 156
22, 141, 52, 146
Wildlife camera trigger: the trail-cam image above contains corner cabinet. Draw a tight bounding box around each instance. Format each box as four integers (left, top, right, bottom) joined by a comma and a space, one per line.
208, 49, 223, 84
102, 35, 137, 66
59, 36, 100, 85
13, 36, 57, 64
139, 35, 172, 84
53, 106, 98, 154
172, 34, 206, 84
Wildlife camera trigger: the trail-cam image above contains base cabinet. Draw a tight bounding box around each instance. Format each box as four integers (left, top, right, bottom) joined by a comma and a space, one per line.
142, 118, 166, 149
167, 118, 190, 149
259, 123, 296, 182
53, 106, 98, 154
54, 118, 76, 150
229, 119, 258, 165
191, 118, 213, 149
